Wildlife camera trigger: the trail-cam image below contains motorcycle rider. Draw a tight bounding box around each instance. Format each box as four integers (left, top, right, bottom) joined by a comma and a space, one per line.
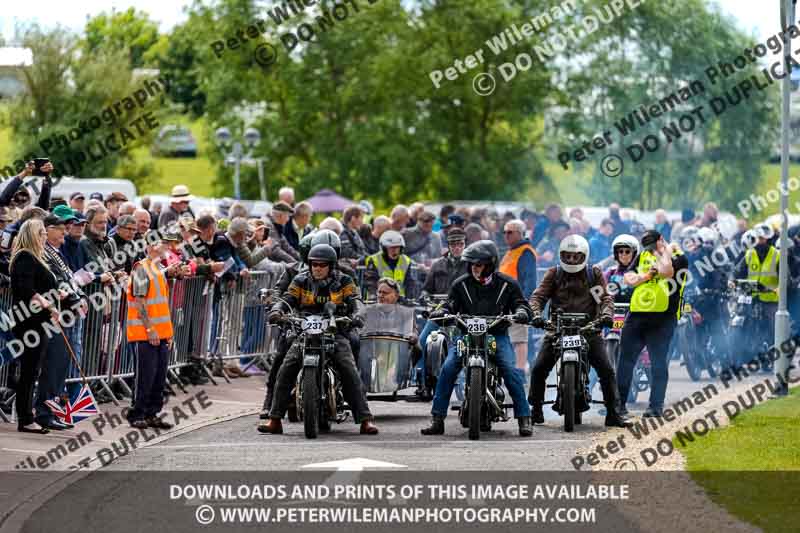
363, 230, 417, 298
733, 223, 779, 366
528, 235, 632, 428
690, 227, 728, 357
259, 230, 362, 419
589, 234, 640, 402
420, 240, 534, 437
258, 243, 378, 435
415, 227, 469, 400
604, 234, 640, 303
258, 233, 315, 419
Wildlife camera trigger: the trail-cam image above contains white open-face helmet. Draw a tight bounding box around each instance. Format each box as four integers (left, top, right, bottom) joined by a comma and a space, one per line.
379, 230, 405, 250
559, 234, 590, 273
741, 230, 757, 250
753, 223, 774, 241
612, 233, 640, 253
697, 227, 719, 248
680, 225, 700, 247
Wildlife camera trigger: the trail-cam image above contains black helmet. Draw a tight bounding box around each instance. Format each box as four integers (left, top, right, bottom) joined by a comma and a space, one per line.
307, 243, 337, 269
462, 239, 499, 278
299, 233, 315, 263
311, 229, 341, 259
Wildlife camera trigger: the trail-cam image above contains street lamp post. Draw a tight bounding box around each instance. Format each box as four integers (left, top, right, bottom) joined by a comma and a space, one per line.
215, 127, 262, 200
775, 0, 796, 395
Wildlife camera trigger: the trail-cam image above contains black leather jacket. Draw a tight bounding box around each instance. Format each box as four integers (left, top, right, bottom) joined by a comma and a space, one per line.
272, 270, 363, 321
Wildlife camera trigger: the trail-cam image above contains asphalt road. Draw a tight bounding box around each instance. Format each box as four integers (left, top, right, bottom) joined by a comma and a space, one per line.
105, 360, 714, 471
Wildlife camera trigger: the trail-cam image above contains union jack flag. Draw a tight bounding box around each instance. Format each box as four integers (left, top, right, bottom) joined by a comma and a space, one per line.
45, 384, 100, 424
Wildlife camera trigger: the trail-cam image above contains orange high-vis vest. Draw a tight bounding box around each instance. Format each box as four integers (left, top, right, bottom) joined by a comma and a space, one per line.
499, 242, 537, 280
126, 258, 173, 342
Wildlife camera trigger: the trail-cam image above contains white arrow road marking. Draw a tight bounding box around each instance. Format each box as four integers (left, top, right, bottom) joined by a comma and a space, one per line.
301, 457, 407, 471
293, 457, 409, 507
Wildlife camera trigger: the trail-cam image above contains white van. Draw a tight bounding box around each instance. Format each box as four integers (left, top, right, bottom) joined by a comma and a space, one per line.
50, 177, 137, 201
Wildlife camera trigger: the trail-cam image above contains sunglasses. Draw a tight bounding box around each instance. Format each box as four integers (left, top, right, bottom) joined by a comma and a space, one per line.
617, 249, 633, 255
310, 261, 330, 268
378, 277, 400, 290
503, 230, 518, 235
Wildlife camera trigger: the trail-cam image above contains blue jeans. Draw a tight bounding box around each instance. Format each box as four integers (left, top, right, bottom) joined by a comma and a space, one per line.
209, 297, 221, 355
431, 333, 530, 419
240, 306, 265, 364
67, 318, 83, 379
417, 320, 439, 383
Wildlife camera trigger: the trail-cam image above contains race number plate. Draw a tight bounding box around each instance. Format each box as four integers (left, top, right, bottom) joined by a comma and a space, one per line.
466, 318, 488, 335
612, 316, 625, 330
561, 335, 582, 349
737, 295, 752, 305
302, 315, 329, 334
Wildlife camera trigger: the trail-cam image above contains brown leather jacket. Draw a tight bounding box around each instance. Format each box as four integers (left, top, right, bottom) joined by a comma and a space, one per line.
529, 265, 613, 323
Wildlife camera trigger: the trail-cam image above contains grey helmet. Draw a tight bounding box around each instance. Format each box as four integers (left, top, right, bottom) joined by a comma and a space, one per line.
311, 229, 341, 259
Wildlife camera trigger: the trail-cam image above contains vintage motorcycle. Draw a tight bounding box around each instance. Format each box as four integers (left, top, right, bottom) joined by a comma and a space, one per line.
283, 302, 351, 439
602, 303, 651, 403
430, 313, 514, 440
543, 312, 599, 432
729, 279, 773, 371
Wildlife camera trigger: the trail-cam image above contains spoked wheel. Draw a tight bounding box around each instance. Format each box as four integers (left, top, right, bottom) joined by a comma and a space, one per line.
679, 325, 702, 382
467, 367, 482, 441
562, 364, 576, 433
302, 368, 319, 439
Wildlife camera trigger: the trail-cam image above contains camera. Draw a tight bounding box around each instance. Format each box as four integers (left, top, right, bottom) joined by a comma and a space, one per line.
33, 158, 51, 177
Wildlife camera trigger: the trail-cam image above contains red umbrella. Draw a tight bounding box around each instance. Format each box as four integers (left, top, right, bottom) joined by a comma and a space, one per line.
303, 188, 354, 213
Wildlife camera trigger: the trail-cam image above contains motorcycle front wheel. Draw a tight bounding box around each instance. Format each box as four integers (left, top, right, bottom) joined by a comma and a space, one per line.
303, 368, 320, 439
562, 363, 576, 433
467, 367, 482, 441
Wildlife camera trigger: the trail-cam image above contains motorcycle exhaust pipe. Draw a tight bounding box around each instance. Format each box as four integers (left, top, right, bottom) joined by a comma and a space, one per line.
485, 389, 509, 420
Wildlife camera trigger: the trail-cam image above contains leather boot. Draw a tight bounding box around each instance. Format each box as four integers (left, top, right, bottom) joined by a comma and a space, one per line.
360, 419, 379, 435
605, 406, 634, 428
518, 416, 533, 437
420, 416, 445, 435
257, 418, 283, 434
531, 404, 545, 424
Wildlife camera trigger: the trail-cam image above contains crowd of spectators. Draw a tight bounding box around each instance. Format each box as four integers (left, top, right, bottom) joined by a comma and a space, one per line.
0, 157, 752, 432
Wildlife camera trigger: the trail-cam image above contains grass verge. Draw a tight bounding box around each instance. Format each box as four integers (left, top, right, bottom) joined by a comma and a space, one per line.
681, 387, 800, 533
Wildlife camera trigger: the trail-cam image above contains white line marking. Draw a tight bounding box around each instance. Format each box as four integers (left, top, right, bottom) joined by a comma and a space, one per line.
153, 440, 585, 449
1, 448, 49, 454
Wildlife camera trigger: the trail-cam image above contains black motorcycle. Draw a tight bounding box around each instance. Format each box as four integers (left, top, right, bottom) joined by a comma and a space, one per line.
692, 287, 734, 378
729, 279, 774, 371
283, 303, 351, 439
431, 313, 514, 440
543, 312, 599, 432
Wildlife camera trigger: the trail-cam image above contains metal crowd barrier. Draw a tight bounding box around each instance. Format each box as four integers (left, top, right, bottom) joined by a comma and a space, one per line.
0, 269, 280, 422
211, 270, 280, 368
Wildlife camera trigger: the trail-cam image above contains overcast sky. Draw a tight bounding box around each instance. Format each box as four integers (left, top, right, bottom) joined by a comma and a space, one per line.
0, 0, 786, 49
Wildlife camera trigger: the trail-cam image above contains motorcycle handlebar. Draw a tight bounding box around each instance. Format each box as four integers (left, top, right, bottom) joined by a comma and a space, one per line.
430, 314, 514, 331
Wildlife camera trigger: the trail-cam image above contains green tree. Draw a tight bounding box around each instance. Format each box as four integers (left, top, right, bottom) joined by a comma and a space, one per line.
550, 0, 776, 211
83, 7, 160, 69
4, 25, 163, 189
